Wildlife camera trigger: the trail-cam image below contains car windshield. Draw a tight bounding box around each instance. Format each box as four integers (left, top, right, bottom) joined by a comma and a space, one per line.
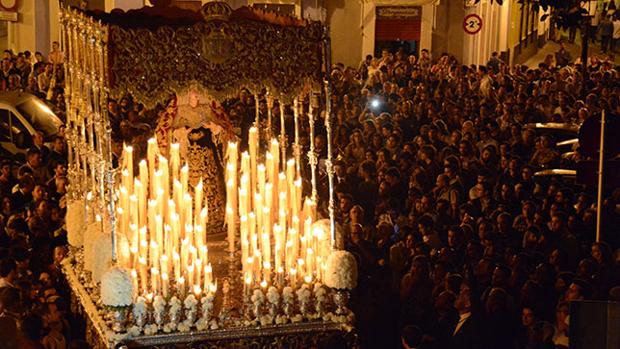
15, 98, 62, 138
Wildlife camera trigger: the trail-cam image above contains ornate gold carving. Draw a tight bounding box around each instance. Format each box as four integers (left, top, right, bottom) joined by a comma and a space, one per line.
106, 17, 324, 107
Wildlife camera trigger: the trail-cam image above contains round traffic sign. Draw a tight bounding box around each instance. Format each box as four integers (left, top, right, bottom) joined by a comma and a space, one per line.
463, 14, 483, 35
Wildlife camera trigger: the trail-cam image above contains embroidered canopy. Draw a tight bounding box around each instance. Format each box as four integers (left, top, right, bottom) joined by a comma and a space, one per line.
61, 1, 328, 108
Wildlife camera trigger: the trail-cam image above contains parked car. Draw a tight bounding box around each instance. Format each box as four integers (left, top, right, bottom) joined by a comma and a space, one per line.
0, 91, 63, 156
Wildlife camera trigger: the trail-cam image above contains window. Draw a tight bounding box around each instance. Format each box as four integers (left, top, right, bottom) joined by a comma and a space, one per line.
0, 109, 10, 142
9, 112, 32, 149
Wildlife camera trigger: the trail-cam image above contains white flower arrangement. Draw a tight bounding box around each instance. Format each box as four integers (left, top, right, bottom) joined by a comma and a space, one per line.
282, 287, 294, 303
314, 283, 327, 302
91, 232, 113, 283
267, 286, 280, 304
200, 295, 214, 313
325, 250, 358, 290
66, 199, 85, 247
133, 296, 147, 319
181, 319, 194, 331
184, 294, 198, 310
251, 289, 265, 304
163, 323, 174, 333
259, 315, 274, 326
100, 267, 133, 307
295, 284, 311, 303
275, 315, 288, 325
195, 319, 208, 331
143, 324, 158, 336
167, 296, 180, 313
154, 295, 167, 313
127, 325, 141, 337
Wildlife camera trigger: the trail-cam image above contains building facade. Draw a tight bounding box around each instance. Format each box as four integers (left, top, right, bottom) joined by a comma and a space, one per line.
1, 0, 550, 67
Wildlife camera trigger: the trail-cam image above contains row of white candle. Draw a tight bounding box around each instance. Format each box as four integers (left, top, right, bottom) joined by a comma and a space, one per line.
117, 140, 215, 299
225, 129, 329, 290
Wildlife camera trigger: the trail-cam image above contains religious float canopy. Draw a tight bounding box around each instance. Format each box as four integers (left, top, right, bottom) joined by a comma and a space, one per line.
60, 1, 357, 348
63, 0, 325, 108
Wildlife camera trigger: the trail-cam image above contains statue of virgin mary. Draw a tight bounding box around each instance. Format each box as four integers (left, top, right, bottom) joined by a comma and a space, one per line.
169, 87, 232, 234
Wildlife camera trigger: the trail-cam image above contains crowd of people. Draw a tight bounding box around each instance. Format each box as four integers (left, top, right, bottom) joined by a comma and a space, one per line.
1, 36, 620, 349
312, 49, 620, 348
0, 46, 92, 348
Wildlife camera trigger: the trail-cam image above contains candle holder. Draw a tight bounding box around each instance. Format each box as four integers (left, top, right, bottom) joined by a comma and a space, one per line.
110, 306, 129, 333
333, 289, 350, 316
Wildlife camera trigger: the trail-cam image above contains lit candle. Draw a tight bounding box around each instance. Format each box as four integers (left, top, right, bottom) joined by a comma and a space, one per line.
290, 267, 297, 289
173, 251, 181, 280
147, 138, 158, 199
125, 145, 134, 193
135, 179, 146, 229
186, 264, 194, 292
131, 269, 138, 297
180, 165, 189, 198
170, 143, 180, 181
155, 215, 163, 253
161, 272, 169, 298
139, 159, 149, 195
226, 205, 235, 253
160, 254, 169, 277
151, 267, 159, 294
178, 276, 186, 299
195, 258, 202, 287
193, 285, 202, 299
306, 248, 314, 279
249, 127, 258, 207
240, 214, 248, 267
249, 212, 257, 256
139, 257, 147, 292
194, 179, 203, 223
199, 245, 208, 266
204, 264, 212, 292
149, 240, 159, 270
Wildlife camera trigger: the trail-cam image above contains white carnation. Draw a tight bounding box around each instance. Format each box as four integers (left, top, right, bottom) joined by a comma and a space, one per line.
184, 294, 198, 309
127, 325, 141, 337
314, 284, 327, 301
267, 286, 280, 304
200, 296, 214, 312
163, 323, 174, 333
66, 199, 86, 247
296, 284, 311, 302
100, 266, 133, 307
133, 297, 147, 318
259, 315, 273, 326
325, 250, 358, 290
251, 289, 265, 304
144, 324, 158, 335
154, 295, 167, 314
167, 296, 180, 314
275, 315, 288, 324
282, 286, 294, 302
195, 319, 208, 331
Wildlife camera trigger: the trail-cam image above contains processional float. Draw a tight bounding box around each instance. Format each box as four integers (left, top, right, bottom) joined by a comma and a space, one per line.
60, 1, 358, 348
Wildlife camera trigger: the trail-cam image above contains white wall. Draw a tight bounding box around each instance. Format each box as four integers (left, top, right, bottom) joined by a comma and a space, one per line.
9, 0, 36, 54
105, 0, 143, 11
327, 0, 362, 67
